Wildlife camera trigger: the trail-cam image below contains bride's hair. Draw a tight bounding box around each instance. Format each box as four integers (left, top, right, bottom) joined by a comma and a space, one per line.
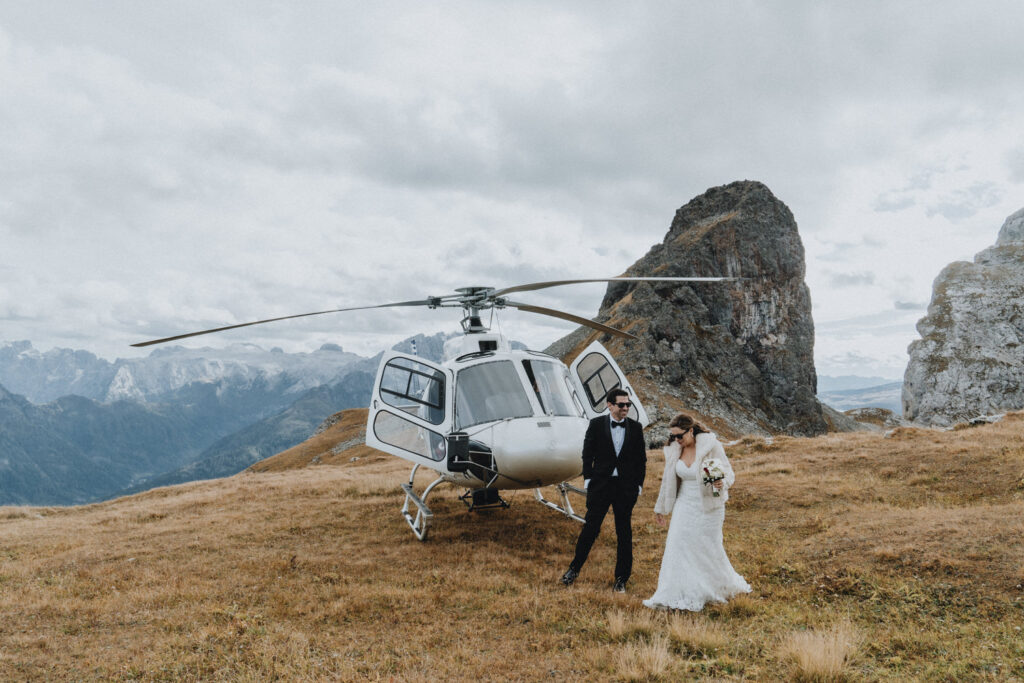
668, 413, 708, 437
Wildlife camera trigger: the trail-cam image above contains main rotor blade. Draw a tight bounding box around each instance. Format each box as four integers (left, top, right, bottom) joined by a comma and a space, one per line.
502, 300, 637, 340
491, 276, 735, 298
131, 299, 436, 348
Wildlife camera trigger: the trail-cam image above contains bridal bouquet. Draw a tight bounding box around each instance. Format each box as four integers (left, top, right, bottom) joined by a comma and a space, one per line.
702, 459, 726, 497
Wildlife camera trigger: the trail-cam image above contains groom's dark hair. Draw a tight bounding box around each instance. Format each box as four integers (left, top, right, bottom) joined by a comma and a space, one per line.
606, 387, 629, 404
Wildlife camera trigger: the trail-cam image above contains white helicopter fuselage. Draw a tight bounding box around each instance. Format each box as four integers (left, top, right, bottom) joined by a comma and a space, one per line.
130, 275, 725, 541
365, 333, 649, 493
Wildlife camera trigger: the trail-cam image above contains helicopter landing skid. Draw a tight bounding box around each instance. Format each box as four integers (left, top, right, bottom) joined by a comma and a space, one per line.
401, 465, 446, 541
534, 482, 586, 523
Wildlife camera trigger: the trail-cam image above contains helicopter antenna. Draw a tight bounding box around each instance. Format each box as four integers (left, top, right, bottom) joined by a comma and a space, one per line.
492, 306, 503, 339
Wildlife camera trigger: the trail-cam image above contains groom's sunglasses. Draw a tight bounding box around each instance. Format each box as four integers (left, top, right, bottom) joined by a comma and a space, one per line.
611, 401, 632, 408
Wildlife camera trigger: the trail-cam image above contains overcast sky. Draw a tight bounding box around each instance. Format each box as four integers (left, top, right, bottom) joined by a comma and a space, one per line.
2, 1, 1022, 379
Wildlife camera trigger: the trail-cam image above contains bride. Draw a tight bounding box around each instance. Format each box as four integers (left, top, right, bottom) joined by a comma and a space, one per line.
643, 413, 751, 611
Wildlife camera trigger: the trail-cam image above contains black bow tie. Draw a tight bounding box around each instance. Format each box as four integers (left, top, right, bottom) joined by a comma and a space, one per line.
611, 421, 625, 429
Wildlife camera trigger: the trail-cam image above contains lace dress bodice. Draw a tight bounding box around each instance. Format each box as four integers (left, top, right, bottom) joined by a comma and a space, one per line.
675, 457, 698, 483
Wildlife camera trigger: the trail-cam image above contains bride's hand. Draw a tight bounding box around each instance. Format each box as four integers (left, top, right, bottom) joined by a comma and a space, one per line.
713, 480, 724, 490
655, 513, 666, 527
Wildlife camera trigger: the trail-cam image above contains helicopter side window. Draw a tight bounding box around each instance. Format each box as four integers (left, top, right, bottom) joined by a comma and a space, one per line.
455, 361, 534, 429
575, 352, 622, 411
522, 360, 582, 418
373, 410, 447, 462
380, 357, 446, 425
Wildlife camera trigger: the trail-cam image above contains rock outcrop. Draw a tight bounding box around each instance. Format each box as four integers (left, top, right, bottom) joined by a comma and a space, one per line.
548, 180, 830, 437
903, 208, 1024, 426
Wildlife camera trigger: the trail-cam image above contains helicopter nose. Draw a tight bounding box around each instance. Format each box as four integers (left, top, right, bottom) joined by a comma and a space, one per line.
488, 417, 585, 487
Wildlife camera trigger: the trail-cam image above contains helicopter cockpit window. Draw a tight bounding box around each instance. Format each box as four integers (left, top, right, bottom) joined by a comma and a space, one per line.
379, 357, 446, 425
575, 352, 622, 411
455, 361, 534, 429
522, 360, 582, 417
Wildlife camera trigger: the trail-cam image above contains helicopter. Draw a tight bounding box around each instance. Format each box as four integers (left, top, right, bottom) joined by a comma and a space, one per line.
132, 276, 732, 540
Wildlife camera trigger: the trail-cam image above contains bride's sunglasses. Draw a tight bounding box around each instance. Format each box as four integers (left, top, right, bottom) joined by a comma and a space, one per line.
667, 430, 691, 443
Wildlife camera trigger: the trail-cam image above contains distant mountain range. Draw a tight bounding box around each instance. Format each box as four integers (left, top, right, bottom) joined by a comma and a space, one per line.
817, 377, 903, 413
0, 338, 902, 507
0, 335, 450, 506
118, 375, 376, 496
0, 340, 367, 404
816, 375, 901, 393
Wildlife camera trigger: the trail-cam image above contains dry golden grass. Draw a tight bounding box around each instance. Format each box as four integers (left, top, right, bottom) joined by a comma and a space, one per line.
613, 633, 671, 681
606, 608, 659, 641
1, 410, 1023, 680
781, 619, 859, 682
667, 612, 729, 655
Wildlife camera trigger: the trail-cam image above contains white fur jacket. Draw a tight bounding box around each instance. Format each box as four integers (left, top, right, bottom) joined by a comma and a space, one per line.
653, 432, 736, 515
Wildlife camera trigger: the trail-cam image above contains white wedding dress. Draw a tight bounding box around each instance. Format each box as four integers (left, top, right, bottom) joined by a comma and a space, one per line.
643, 457, 751, 611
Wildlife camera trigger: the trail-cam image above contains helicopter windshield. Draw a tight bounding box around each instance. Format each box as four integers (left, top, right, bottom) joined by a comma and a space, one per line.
455, 360, 534, 429
522, 359, 583, 418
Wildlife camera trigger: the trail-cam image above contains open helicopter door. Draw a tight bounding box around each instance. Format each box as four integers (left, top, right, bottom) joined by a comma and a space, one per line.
367, 352, 454, 468
366, 352, 455, 541
568, 341, 649, 427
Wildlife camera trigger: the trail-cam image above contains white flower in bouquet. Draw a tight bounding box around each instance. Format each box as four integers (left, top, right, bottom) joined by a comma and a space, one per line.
702, 459, 726, 497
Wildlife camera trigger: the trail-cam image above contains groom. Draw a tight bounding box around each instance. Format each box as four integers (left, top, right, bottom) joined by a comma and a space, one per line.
561, 387, 647, 592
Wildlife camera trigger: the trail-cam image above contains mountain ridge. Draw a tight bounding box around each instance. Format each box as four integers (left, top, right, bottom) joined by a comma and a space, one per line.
0, 340, 366, 404
0, 333, 452, 505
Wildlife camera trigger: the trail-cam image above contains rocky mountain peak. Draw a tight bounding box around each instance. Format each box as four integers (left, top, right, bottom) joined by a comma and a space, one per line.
549, 180, 833, 437
903, 206, 1024, 426
996, 207, 1024, 246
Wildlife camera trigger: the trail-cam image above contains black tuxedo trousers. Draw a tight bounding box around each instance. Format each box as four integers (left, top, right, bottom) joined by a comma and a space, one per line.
570, 475, 639, 581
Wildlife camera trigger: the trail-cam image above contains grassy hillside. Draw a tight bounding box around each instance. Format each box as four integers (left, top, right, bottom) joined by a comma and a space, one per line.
1, 411, 1022, 680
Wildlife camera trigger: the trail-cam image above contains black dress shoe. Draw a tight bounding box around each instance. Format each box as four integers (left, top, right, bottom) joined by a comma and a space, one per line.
613, 577, 627, 593
560, 568, 579, 586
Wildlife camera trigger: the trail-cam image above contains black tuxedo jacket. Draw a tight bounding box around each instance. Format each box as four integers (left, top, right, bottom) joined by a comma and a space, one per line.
581, 415, 647, 490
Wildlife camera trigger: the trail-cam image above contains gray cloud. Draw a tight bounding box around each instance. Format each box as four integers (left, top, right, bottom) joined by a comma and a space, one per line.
3, 2, 1024, 368
828, 272, 876, 288
873, 192, 916, 213
872, 165, 949, 213
925, 182, 1003, 222
1007, 147, 1024, 183
817, 351, 906, 380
